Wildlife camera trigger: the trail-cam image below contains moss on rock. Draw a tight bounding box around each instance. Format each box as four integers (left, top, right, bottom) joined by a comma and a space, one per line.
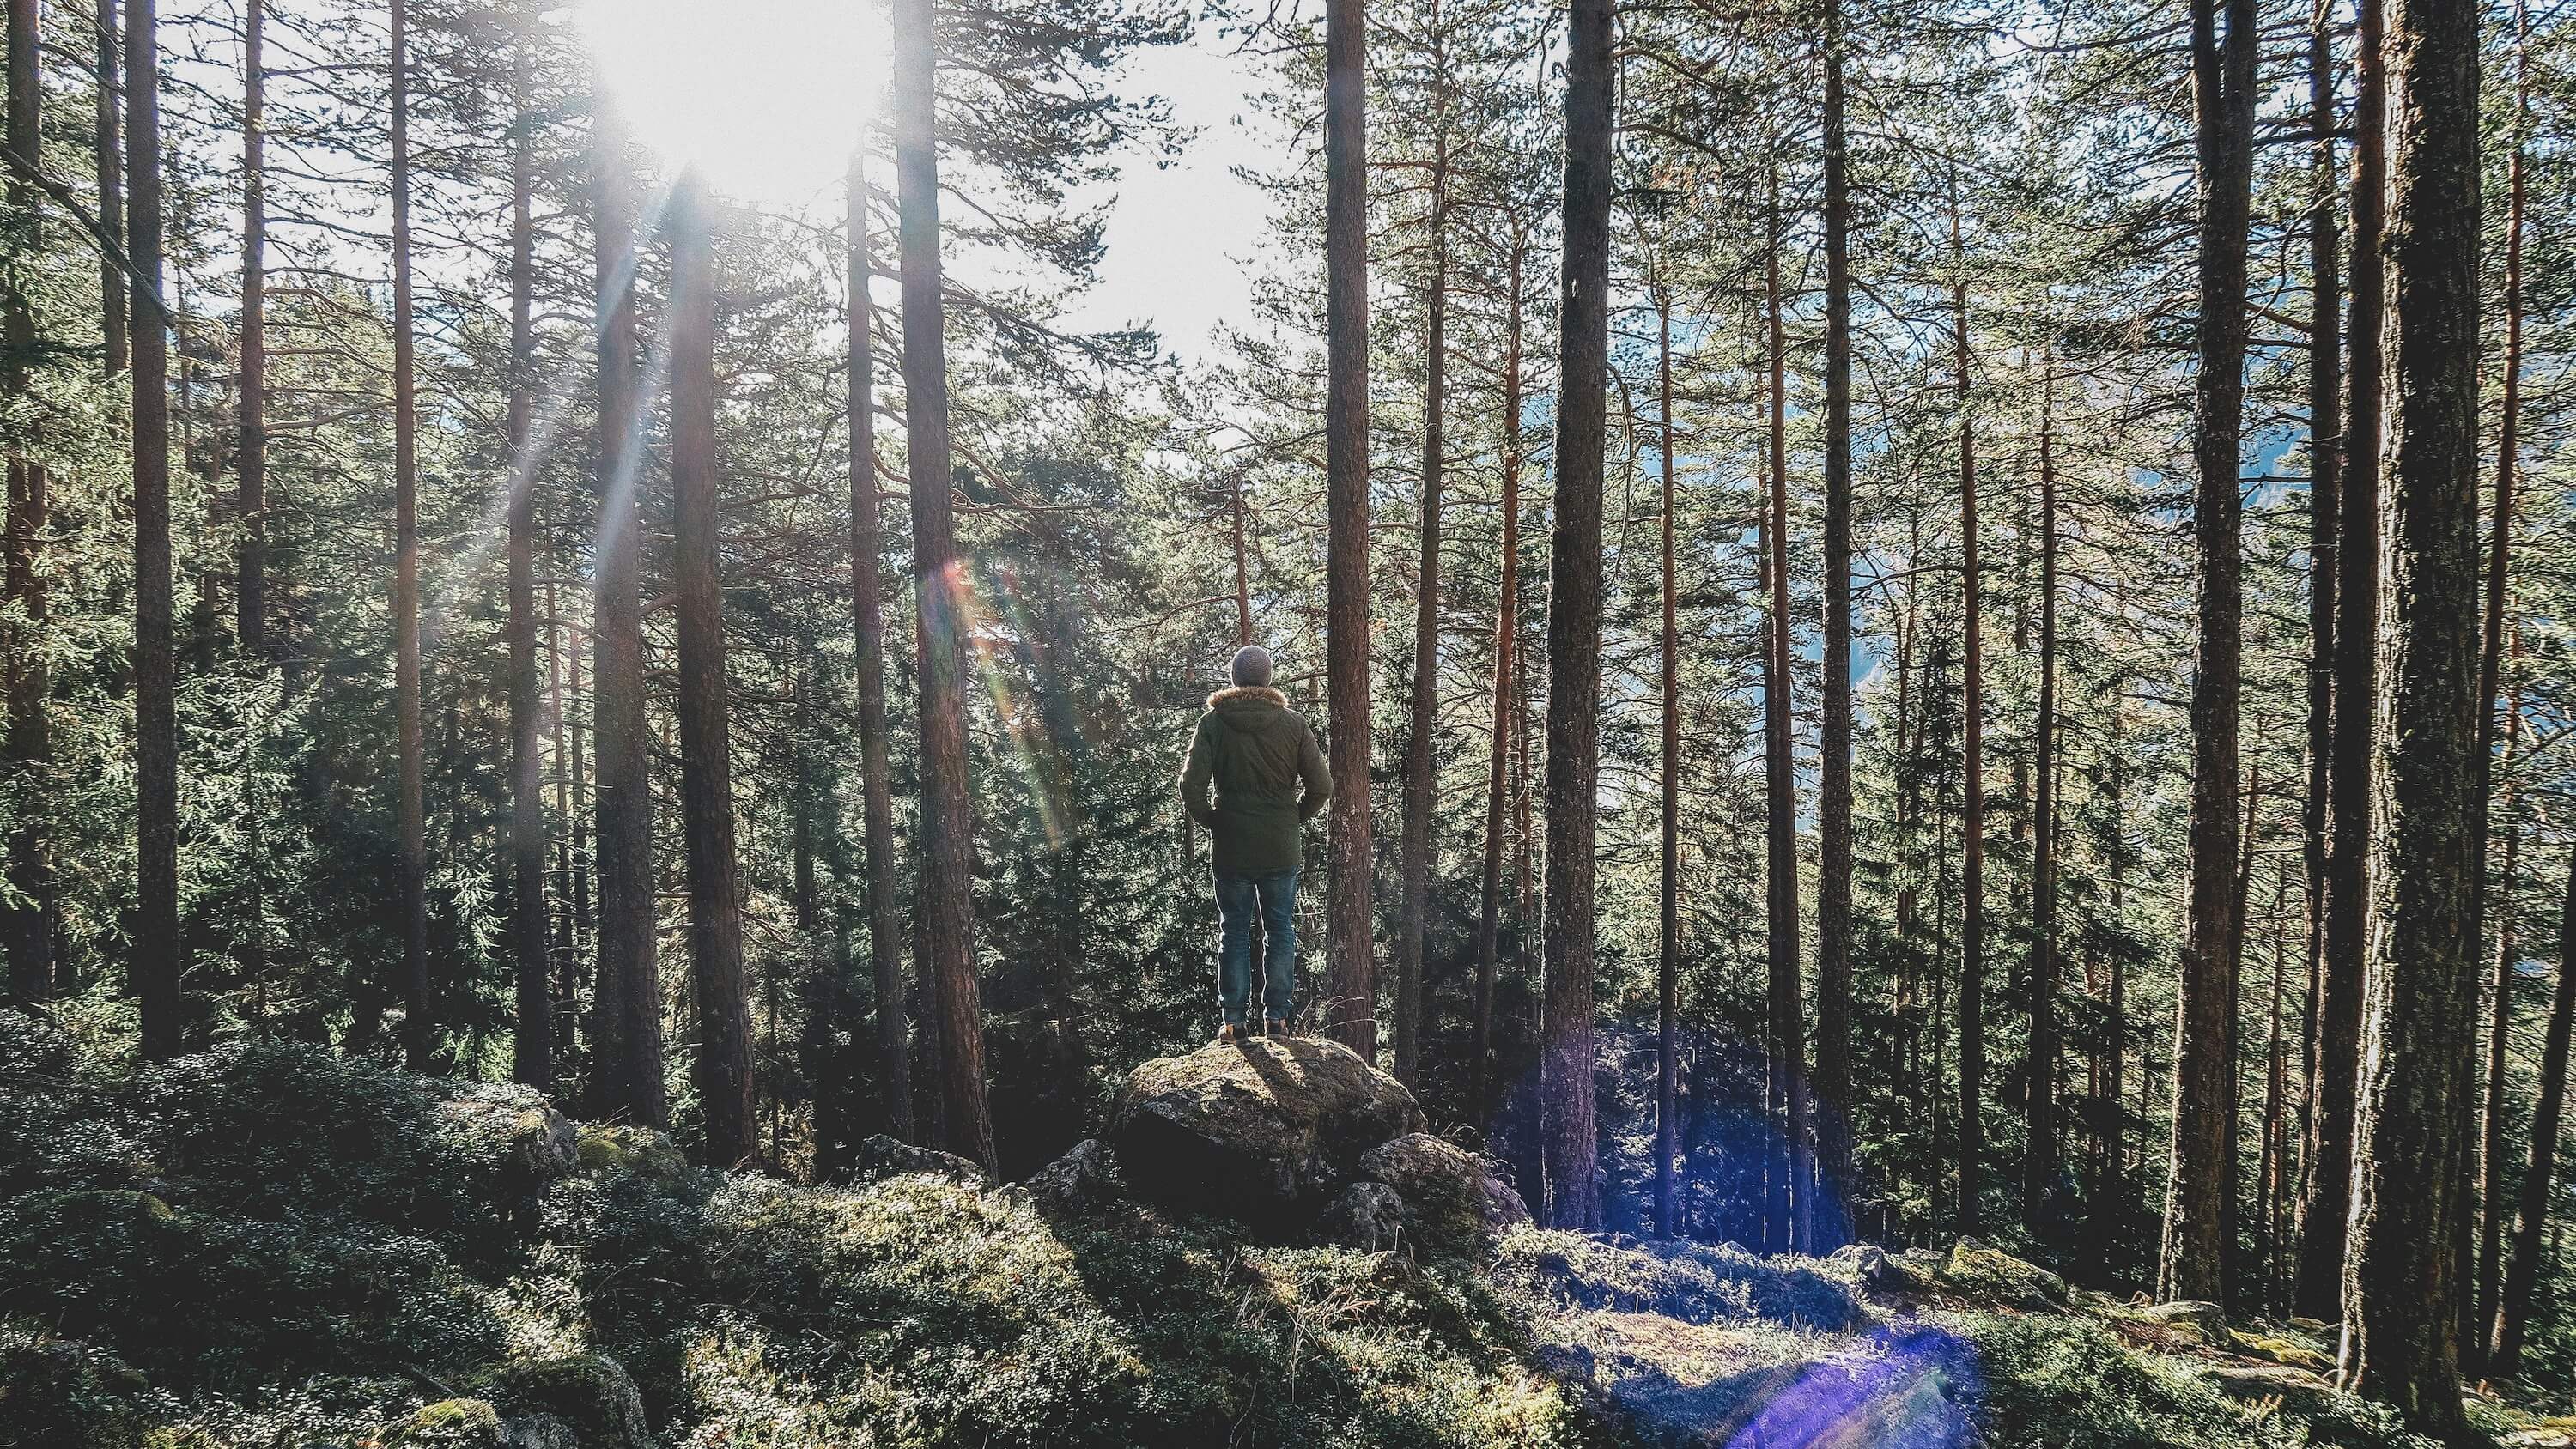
382, 1397, 507, 1448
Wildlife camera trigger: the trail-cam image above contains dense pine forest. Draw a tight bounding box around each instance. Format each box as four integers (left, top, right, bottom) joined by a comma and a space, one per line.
0, 0, 2570, 1442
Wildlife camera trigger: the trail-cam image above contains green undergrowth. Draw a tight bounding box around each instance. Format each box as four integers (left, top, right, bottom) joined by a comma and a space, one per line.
0, 1016, 1604, 1448
0, 1016, 2470, 1447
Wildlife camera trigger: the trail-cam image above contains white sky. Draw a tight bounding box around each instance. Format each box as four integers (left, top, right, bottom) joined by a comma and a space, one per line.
1058, 39, 1272, 364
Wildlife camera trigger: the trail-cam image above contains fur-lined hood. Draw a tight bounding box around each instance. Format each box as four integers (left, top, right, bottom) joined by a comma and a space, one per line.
1206, 685, 1289, 712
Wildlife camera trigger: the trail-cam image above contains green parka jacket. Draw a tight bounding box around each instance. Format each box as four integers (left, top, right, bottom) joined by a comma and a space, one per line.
1176, 686, 1331, 877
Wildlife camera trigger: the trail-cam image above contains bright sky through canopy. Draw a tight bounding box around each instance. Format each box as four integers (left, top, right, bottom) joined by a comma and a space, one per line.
577, 0, 883, 206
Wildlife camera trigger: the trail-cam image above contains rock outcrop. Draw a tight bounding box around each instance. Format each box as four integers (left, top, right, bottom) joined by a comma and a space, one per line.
850, 1133, 991, 1187
1012, 1137, 1123, 1216
1106, 1036, 1425, 1233
1351, 1132, 1529, 1251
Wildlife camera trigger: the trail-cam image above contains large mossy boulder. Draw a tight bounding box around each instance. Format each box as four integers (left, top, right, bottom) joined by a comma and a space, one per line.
489, 1353, 655, 1449
1107, 1036, 1425, 1231
1936, 1238, 2069, 1310
1352, 1132, 1529, 1252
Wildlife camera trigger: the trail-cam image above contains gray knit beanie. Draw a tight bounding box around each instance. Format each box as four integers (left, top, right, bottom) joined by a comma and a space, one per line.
1230, 645, 1274, 688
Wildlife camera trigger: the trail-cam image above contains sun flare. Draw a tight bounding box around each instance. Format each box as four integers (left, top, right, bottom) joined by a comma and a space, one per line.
576, 0, 885, 206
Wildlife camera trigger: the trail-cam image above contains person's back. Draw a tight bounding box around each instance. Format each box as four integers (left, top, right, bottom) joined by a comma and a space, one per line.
1178, 645, 1329, 1040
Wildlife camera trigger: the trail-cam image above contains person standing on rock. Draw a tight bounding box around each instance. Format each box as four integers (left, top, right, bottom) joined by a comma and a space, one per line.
1178, 645, 1331, 1043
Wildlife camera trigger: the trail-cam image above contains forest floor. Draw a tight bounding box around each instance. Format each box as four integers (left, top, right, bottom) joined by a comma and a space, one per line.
0, 1014, 2560, 1449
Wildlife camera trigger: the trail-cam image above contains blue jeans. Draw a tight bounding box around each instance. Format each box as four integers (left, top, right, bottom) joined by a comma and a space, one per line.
1215, 870, 1297, 1027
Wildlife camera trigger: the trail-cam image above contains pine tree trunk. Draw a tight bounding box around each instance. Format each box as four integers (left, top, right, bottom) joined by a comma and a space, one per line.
2476, 682, 2520, 1343
1812, 0, 1856, 1249
1394, 130, 1448, 1087
1655, 285, 1680, 1241
2298, 3, 2341, 1235
2158, 0, 2255, 1308
94, 0, 122, 376
2470, 0, 2528, 1355
390, 0, 430, 1070
2343, 0, 2482, 1425
2297, 0, 2386, 1322
2023, 370, 2061, 1234
1321, 0, 1375, 1062
1540, 0, 1612, 1232
3, 0, 50, 1009
235, 0, 264, 658
1472, 230, 1523, 1123
843, 150, 909, 1157
1953, 196, 1984, 1242
587, 92, 664, 1129
2258, 871, 2290, 1307
128, 0, 179, 1058
666, 170, 756, 1168
2491, 847, 2576, 1376
891, 0, 994, 1173
502, 27, 549, 1089
1762, 172, 1811, 1252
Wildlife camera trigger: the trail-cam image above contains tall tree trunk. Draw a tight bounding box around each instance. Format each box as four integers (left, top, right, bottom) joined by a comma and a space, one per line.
1321, 0, 1375, 1061
2343, 0, 2482, 1425
1472, 228, 1524, 1124
2298, 0, 2342, 1230
1655, 283, 1680, 1240
1540, 0, 1612, 1232
2104, 694, 2129, 1229
587, 92, 663, 1128
891, 0, 994, 1172
2491, 846, 2576, 1376
2297, 0, 2386, 1322
2024, 368, 2061, 1234
2258, 870, 2291, 1307
389, 0, 429, 1070
94, 0, 121, 375
842, 149, 908, 1157
1812, 0, 1855, 1250
504, 24, 548, 1090
2470, 0, 2529, 1354
235, 0, 264, 657
1952, 194, 1984, 1241
2476, 669, 2521, 1343
1762, 170, 1811, 1252
128, 0, 177, 1058
667, 170, 755, 1168
1394, 128, 1448, 1087
3, 0, 50, 1009
2159, 0, 2255, 1307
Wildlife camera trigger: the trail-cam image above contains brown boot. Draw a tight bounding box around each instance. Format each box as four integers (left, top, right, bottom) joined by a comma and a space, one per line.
1218, 1022, 1244, 1044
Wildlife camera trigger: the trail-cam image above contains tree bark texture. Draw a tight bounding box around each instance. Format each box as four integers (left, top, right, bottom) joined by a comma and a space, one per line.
128, 0, 178, 1059
391, 0, 430, 1070
2297, 0, 2386, 1322
1540, 0, 1613, 1232
2492, 849, 2576, 1375
1656, 288, 1680, 1241
235, 0, 265, 657
1394, 130, 1447, 1087
2158, 0, 2255, 1308
587, 94, 664, 1129
666, 170, 756, 1168
1321, 0, 1376, 1061
1471, 229, 1524, 1124
1812, 0, 1856, 1249
3, 0, 50, 1008
2342, 0, 2482, 1435
505, 27, 548, 1089
844, 150, 910, 1156
1952, 201, 1984, 1242
892, 0, 996, 1173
